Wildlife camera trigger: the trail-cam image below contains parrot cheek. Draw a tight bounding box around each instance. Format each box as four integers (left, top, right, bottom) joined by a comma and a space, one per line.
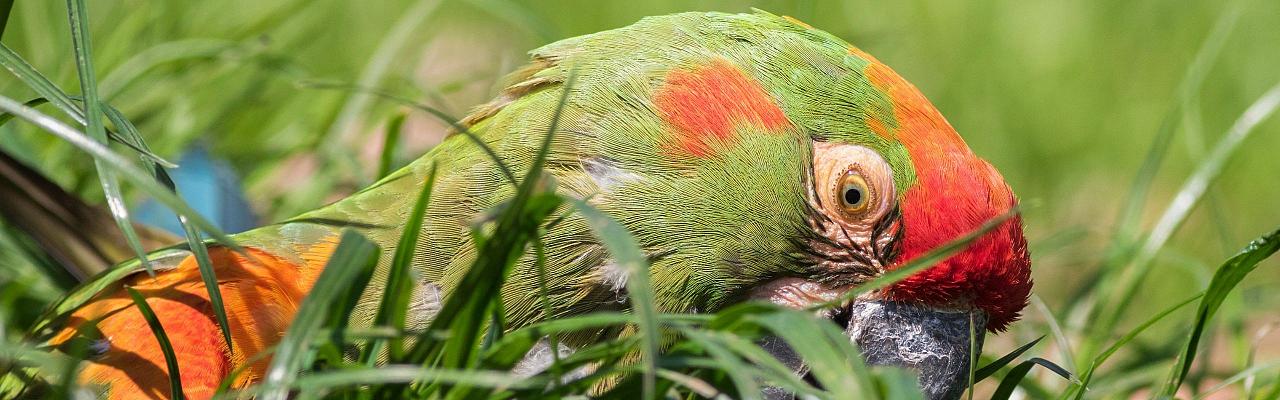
843, 300, 986, 400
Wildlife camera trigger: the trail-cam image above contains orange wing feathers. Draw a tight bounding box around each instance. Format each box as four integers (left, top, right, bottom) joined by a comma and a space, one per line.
49, 238, 337, 399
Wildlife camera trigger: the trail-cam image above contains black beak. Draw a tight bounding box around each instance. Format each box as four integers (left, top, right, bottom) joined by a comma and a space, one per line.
845, 300, 987, 400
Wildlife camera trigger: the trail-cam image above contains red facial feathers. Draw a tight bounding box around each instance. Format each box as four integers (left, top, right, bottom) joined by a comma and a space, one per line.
654, 59, 790, 157
863, 59, 1032, 332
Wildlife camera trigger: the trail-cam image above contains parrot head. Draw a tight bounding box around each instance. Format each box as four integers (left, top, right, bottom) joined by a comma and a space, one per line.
477, 11, 1033, 398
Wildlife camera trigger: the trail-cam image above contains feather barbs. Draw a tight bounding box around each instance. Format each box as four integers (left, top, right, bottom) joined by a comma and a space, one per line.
653, 59, 791, 157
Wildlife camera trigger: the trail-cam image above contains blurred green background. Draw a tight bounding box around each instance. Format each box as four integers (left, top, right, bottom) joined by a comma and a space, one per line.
2, 0, 1278, 396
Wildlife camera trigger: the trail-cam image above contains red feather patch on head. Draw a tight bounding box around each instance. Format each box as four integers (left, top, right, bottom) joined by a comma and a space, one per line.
654, 59, 790, 157
863, 61, 1032, 332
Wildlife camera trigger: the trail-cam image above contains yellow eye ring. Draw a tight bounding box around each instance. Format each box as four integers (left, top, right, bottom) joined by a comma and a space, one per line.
838, 173, 871, 214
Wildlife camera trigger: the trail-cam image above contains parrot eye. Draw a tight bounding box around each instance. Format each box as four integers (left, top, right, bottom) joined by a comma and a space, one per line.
838, 172, 872, 214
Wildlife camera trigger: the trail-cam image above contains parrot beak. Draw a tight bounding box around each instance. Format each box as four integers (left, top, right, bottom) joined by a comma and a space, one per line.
842, 300, 987, 400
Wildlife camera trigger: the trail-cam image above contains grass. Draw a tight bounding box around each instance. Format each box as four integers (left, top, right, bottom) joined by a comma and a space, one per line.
1, 1, 1280, 399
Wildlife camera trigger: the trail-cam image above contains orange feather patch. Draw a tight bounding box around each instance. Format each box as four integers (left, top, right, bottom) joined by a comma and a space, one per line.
653, 59, 790, 157
860, 59, 1031, 332
50, 238, 338, 399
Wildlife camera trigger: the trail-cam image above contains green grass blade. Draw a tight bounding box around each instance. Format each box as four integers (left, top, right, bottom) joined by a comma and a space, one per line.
98, 104, 176, 167
1106, 4, 1240, 247
0, 44, 84, 125
566, 198, 659, 399
0, 98, 49, 127
368, 163, 436, 361
100, 104, 233, 352
1067, 5, 1242, 346
98, 39, 235, 99
991, 358, 1076, 400
1031, 295, 1077, 371
813, 207, 1020, 310
298, 80, 518, 186
125, 287, 186, 400
529, 236, 563, 379
0, 47, 174, 168
376, 112, 407, 180
1095, 81, 1280, 342
237, 367, 544, 398
751, 309, 874, 399
974, 336, 1044, 383
66, 0, 154, 275
967, 314, 978, 400
990, 360, 1034, 400
0, 0, 12, 41
1069, 294, 1202, 399
677, 329, 762, 399
0, 95, 237, 251
258, 230, 379, 400
1162, 227, 1280, 396
1193, 359, 1280, 400
695, 328, 823, 398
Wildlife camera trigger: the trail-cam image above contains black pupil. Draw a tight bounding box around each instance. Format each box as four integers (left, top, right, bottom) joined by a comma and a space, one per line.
843, 187, 862, 205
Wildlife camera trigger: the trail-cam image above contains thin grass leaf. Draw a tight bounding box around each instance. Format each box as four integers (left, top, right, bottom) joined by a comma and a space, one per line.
98, 39, 236, 98
529, 236, 563, 380
259, 230, 379, 400
1070, 294, 1202, 400
693, 328, 824, 397
677, 329, 762, 399
376, 112, 407, 180
125, 287, 185, 400
66, 0, 154, 275
974, 336, 1044, 383
1106, 4, 1240, 247
1068, 6, 1242, 351
1032, 295, 1077, 370
98, 104, 176, 167
298, 80, 518, 186
100, 105, 234, 354
366, 163, 436, 364
654, 369, 726, 399
0, 95, 236, 251
401, 70, 575, 399
1163, 227, 1280, 396
1193, 359, 1280, 400
751, 309, 875, 398
0, 0, 12, 41
1090, 81, 1280, 362
814, 206, 1020, 310
480, 312, 636, 368
0, 44, 84, 125
991, 360, 1035, 400
0, 98, 49, 127
298, 367, 542, 394
967, 313, 978, 400
564, 198, 660, 399
0, 100, 173, 168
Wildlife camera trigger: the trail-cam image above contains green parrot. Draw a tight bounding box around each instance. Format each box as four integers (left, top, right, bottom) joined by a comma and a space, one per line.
29, 10, 1031, 400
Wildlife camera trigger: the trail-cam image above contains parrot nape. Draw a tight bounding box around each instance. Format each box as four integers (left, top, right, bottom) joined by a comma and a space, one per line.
27, 10, 1032, 400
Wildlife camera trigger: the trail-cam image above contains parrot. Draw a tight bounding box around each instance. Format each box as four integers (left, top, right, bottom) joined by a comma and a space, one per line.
21, 10, 1032, 400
